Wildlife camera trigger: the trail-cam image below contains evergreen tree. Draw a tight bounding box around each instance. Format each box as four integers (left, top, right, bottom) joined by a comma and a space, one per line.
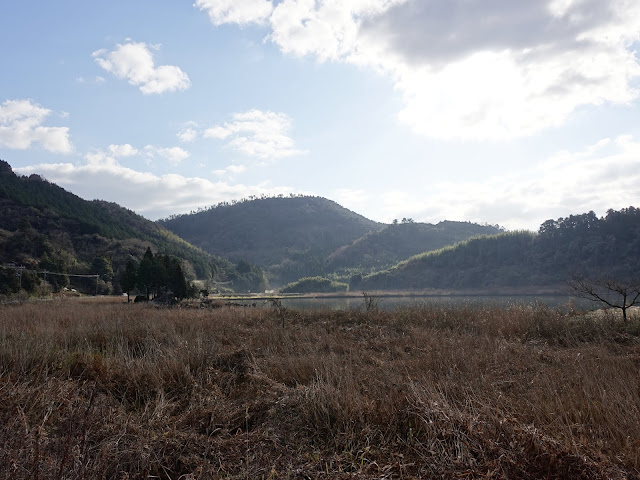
120, 260, 138, 303
166, 258, 189, 300
137, 247, 154, 299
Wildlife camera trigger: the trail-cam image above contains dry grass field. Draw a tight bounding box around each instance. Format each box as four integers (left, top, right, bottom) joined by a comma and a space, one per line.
1, 297, 639, 479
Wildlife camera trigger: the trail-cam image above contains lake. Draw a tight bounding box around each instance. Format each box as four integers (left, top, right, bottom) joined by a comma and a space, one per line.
268, 294, 596, 311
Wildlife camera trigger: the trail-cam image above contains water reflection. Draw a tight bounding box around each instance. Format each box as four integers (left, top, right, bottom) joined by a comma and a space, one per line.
276, 295, 594, 311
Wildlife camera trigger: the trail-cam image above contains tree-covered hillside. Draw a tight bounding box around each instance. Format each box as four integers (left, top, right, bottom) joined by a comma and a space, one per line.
360, 208, 640, 292
327, 220, 502, 272
159, 196, 384, 284
0, 160, 262, 293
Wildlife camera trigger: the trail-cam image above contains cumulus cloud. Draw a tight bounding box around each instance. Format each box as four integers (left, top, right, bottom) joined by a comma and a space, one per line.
177, 127, 198, 143
203, 109, 306, 159
93, 41, 191, 94
14, 158, 294, 220
108, 144, 138, 157
87, 143, 189, 168
201, 0, 640, 140
194, 0, 273, 25
203, 125, 232, 140
0, 99, 72, 153
369, 135, 640, 230
144, 145, 190, 165
381, 0, 640, 139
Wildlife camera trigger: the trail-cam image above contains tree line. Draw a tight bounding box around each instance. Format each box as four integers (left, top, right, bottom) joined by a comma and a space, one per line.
158, 193, 317, 222
120, 247, 197, 302
360, 207, 640, 291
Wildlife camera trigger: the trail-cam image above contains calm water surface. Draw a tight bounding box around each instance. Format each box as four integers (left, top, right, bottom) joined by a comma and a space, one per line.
275, 295, 594, 311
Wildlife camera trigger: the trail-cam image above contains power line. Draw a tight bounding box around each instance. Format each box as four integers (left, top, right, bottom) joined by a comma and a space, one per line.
36, 271, 100, 295
36, 271, 99, 279
2, 265, 101, 295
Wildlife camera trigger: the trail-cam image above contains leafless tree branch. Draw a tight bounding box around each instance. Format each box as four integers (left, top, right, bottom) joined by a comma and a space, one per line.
567, 274, 640, 322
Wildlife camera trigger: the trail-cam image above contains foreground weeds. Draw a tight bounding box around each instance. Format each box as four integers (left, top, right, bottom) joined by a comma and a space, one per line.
1, 299, 639, 479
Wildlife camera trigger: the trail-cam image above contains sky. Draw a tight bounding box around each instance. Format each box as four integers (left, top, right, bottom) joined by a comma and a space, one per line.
1, 0, 640, 231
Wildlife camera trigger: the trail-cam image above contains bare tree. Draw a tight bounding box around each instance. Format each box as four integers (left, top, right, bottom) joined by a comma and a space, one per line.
567, 275, 640, 322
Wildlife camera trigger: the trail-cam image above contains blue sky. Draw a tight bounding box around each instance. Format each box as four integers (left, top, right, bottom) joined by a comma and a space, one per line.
2, 0, 640, 230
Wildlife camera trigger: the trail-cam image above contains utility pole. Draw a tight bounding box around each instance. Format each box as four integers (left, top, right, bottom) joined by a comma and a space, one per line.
16, 266, 24, 290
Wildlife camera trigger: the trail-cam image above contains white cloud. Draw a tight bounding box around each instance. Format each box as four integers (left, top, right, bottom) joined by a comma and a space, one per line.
177, 127, 198, 143
194, 0, 273, 25
93, 41, 191, 94
14, 158, 295, 220
0, 99, 72, 153
373, 135, 640, 230
268, 0, 404, 61
328, 135, 640, 230
204, 109, 306, 159
87, 144, 189, 167
108, 143, 138, 157
144, 145, 190, 165
203, 125, 232, 140
213, 164, 248, 176
76, 76, 106, 85
12, 134, 640, 230
226, 164, 247, 174
332, 188, 369, 212
203, 0, 640, 140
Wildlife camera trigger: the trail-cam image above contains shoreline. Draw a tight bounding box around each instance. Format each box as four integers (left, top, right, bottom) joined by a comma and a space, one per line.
212, 285, 567, 302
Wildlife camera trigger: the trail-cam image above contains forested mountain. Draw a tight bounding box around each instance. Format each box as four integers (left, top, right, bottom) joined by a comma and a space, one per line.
6, 157, 634, 296
0, 160, 263, 294
360, 208, 640, 292
159, 196, 384, 284
327, 220, 502, 272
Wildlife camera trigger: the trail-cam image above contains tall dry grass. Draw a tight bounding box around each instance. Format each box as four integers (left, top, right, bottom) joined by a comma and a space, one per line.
0, 298, 639, 479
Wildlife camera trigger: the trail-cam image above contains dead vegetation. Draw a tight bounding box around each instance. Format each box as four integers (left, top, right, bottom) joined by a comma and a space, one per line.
1, 298, 639, 479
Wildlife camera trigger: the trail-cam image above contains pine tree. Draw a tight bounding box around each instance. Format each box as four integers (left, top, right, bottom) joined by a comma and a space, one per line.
137, 247, 154, 299
120, 260, 138, 303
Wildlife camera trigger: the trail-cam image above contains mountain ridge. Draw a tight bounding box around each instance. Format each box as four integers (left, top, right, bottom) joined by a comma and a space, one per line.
326, 220, 502, 273
159, 195, 386, 284
0, 160, 256, 293
359, 209, 640, 291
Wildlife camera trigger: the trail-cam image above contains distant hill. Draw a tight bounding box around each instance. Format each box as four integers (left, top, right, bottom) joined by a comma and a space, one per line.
360, 208, 640, 292
159, 196, 384, 284
0, 160, 256, 293
327, 220, 502, 272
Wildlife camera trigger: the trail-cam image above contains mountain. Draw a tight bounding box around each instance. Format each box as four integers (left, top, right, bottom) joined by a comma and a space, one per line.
159, 196, 384, 284
326, 220, 502, 272
359, 208, 640, 292
0, 160, 257, 294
